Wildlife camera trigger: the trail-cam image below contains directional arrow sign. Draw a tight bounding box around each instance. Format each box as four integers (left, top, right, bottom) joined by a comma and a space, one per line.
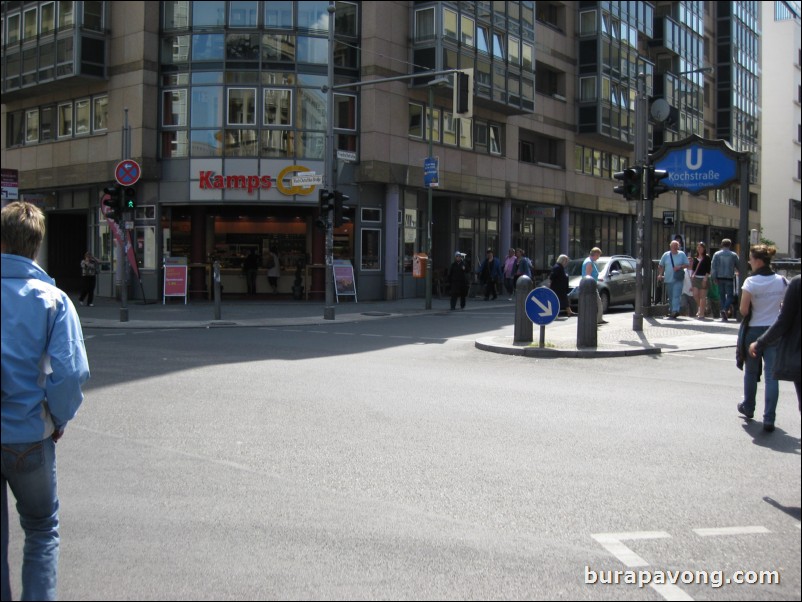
525, 286, 560, 325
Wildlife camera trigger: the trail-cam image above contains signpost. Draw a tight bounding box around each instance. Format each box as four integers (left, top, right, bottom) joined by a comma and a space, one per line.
525, 287, 560, 348
114, 159, 142, 187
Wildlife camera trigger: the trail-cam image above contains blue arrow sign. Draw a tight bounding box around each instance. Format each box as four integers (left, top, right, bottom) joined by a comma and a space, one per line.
525, 287, 560, 325
651, 136, 743, 195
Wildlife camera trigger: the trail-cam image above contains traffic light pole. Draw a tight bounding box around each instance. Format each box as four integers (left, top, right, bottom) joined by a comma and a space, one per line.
632, 73, 648, 332
324, 1, 336, 320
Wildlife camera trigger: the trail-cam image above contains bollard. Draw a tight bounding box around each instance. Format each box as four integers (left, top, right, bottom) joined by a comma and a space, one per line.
213, 260, 222, 320
514, 275, 534, 343
577, 278, 598, 348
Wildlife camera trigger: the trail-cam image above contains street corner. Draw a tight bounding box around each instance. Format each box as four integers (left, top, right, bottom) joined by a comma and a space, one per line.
474, 336, 662, 358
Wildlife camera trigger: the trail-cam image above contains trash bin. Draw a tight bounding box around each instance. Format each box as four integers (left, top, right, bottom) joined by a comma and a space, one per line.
413, 253, 427, 279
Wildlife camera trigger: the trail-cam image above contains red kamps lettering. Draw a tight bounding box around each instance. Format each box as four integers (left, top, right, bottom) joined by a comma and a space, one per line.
199, 171, 272, 194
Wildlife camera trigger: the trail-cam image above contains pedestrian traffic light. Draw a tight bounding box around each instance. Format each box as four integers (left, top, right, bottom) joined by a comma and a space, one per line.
613, 167, 642, 201
123, 187, 136, 210
646, 166, 670, 200
102, 186, 121, 221
334, 190, 351, 228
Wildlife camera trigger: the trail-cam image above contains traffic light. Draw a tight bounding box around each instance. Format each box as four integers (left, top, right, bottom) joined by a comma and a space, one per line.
454, 68, 474, 117
316, 188, 334, 230
646, 167, 670, 200
123, 187, 136, 210
333, 190, 351, 228
102, 186, 121, 221
613, 167, 642, 201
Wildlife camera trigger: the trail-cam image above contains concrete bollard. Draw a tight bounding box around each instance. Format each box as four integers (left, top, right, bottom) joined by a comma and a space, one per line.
514, 275, 534, 343
577, 278, 598, 348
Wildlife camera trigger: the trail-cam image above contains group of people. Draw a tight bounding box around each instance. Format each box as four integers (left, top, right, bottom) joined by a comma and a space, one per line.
243, 248, 281, 295
446, 247, 533, 311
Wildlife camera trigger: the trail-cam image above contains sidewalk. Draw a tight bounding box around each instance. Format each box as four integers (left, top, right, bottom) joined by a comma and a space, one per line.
75, 295, 740, 357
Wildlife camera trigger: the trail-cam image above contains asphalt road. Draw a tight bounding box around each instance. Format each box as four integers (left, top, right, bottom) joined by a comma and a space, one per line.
6, 307, 800, 600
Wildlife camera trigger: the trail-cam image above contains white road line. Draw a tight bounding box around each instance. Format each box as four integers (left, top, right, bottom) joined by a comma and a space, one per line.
103, 333, 127, 337
693, 526, 770, 536
591, 531, 670, 567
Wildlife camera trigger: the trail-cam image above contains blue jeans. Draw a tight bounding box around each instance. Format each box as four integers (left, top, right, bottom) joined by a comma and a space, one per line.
742, 326, 779, 425
717, 278, 735, 313
667, 278, 683, 314
1, 438, 59, 602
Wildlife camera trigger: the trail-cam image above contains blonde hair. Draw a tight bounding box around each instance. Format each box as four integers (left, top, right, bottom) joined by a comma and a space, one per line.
557, 254, 569, 266
750, 244, 777, 265
590, 247, 602, 255
1, 201, 45, 260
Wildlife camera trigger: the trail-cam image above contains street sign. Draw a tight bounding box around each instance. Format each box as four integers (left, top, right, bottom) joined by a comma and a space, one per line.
424, 156, 439, 188
291, 173, 324, 186
652, 135, 741, 195
337, 150, 357, 162
525, 287, 560, 325
114, 160, 142, 186
663, 210, 675, 226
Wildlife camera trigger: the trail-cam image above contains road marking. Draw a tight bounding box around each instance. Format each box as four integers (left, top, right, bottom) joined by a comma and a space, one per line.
693, 526, 770, 536
592, 531, 670, 567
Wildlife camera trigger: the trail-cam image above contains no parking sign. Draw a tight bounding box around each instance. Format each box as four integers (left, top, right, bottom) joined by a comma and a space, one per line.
115, 160, 142, 186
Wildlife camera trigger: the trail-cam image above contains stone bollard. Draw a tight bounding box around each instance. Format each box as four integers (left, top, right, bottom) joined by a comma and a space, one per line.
577, 277, 598, 348
514, 275, 534, 343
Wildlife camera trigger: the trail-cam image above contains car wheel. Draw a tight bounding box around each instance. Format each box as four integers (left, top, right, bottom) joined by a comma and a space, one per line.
600, 290, 610, 314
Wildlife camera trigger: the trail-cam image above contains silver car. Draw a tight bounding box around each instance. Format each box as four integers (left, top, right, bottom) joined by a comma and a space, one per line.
566, 255, 638, 313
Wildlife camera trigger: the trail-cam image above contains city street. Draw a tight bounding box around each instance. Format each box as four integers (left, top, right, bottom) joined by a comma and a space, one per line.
6, 307, 801, 601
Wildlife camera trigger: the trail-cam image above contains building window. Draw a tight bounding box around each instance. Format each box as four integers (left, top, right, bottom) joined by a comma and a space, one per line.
360, 228, 381, 271
93, 96, 108, 132
192, 33, 225, 61
228, 1, 257, 28
263, 88, 292, 126
58, 1, 74, 29
580, 76, 597, 101
408, 103, 423, 138
458, 117, 472, 149
262, 33, 295, 61
7, 13, 20, 44
227, 88, 256, 126
461, 15, 475, 47
489, 124, 502, 155
83, 1, 103, 31
334, 94, 357, 131
41, 3, 56, 34
74, 98, 90, 135
40, 106, 54, 141
192, 1, 224, 27
162, 90, 187, 126
443, 8, 457, 40
23, 7, 37, 40
298, 1, 329, 31
414, 7, 435, 41
25, 109, 39, 143
163, 1, 189, 29
58, 102, 72, 137
191, 87, 223, 127
264, 1, 293, 28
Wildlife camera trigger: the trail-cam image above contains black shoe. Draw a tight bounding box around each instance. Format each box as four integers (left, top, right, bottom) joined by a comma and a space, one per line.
720, 311, 728, 322
597, 320, 609, 324
763, 423, 775, 433
737, 402, 754, 420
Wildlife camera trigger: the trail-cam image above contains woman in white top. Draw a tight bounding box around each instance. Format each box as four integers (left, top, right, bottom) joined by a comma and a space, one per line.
737, 245, 788, 432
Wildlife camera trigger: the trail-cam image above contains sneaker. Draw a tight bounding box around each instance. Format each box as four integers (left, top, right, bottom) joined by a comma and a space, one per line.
720, 311, 728, 322
88, 303, 94, 307
737, 402, 754, 420
79, 301, 86, 306
762, 423, 775, 433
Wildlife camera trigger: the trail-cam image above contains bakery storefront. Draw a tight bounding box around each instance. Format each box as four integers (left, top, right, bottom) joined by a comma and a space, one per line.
155, 159, 356, 300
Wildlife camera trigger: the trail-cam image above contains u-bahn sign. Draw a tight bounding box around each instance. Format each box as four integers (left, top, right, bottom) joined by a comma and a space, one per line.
652, 134, 744, 195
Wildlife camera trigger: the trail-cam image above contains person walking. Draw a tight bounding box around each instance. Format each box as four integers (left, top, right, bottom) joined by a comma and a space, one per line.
476, 249, 502, 301
502, 248, 517, 299
514, 248, 532, 282
265, 247, 280, 293
1, 201, 90, 601
550, 254, 574, 317
737, 245, 788, 432
690, 241, 711, 319
243, 249, 259, 295
78, 251, 99, 306
749, 274, 801, 411
711, 238, 740, 321
582, 247, 606, 324
657, 239, 689, 319
447, 252, 469, 310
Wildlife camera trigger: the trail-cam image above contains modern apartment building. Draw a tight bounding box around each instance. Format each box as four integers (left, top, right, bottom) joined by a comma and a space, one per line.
760, 0, 801, 258
1, 1, 763, 301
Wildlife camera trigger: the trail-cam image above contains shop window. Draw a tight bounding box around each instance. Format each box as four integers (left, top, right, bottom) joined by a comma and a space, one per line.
227, 88, 256, 125
360, 228, 381, 271
264, 1, 292, 28
361, 208, 381, 223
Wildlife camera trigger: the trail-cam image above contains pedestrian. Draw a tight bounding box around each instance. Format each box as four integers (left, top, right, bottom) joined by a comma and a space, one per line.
265, 247, 280, 293
657, 239, 689, 319
1, 201, 90, 602
550, 254, 574, 317
476, 248, 502, 301
749, 275, 801, 411
680, 267, 696, 317
737, 244, 788, 433
78, 250, 99, 306
690, 241, 711, 319
502, 248, 517, 299
447, 251, 469, 310
515, 248, 532, 282
711, 238, 740, 321
243, 249, 259, 295
582, 247, 606, 324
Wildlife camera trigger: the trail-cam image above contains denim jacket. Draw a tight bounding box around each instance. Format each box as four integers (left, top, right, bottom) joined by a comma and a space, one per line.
1, 254, 89, 443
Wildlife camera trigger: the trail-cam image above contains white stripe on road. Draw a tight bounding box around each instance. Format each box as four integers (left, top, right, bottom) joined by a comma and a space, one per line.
592, 531, 671, 567
693, 526, 770, 536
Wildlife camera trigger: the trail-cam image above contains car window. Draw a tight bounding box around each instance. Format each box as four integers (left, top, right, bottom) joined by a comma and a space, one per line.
609, 261, 621, 273
621, 259, 635, 274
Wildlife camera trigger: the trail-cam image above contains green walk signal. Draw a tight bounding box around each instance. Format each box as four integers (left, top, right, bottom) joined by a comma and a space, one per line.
613, 167, 642, 201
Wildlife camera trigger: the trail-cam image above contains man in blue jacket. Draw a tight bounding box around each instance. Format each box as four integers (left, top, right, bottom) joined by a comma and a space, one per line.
476, 248, 502, 301
2, 201, 90, 601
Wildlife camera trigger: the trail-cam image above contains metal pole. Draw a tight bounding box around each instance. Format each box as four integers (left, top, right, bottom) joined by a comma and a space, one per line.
738, 154, 750, 279
120, 108, 129, 322
323, 1, 336, 320
425, 85, 434, 310
632, 73, 648, 332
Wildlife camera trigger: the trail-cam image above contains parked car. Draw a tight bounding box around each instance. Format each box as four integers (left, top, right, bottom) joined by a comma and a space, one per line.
566, 255, 637, 313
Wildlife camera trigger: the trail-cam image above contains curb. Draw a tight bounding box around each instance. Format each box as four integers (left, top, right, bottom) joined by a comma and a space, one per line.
475, 337, 662, 358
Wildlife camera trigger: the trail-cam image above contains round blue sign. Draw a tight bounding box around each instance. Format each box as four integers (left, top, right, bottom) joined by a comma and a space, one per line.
525, 287, 560, 325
